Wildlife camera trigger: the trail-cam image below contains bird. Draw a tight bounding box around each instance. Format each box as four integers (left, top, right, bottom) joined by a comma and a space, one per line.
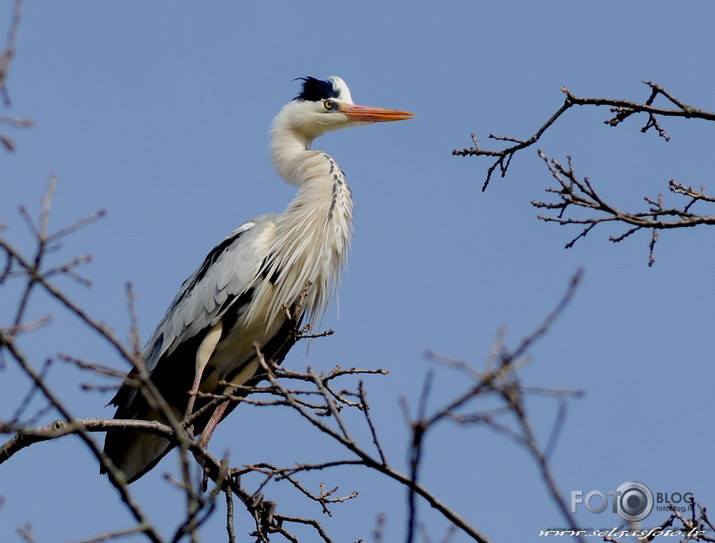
102, 76, 413, 483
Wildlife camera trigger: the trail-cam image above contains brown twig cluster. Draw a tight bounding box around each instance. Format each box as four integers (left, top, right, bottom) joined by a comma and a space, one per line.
417, 270, 586, 543
601, 499, 715, 543
0, 0, 33, 151
531, 152, 715, 266
452, 81, 715, 265
452, 81, 715, 191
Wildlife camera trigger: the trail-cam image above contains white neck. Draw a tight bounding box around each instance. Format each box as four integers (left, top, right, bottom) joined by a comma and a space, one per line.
248, 110, 354, 326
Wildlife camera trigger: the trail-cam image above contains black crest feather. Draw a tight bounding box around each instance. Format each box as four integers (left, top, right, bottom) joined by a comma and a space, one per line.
295, 77, 339, 102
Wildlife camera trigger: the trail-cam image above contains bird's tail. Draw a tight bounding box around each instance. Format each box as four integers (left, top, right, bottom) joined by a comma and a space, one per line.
101, 404, 181, 484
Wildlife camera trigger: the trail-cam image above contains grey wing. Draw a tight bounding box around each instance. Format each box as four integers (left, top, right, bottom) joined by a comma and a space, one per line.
102, 216, 276, 481
142, 214, 276, 376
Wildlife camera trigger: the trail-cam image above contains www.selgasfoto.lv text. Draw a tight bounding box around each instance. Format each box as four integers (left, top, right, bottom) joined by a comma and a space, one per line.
539, 528, 706, 538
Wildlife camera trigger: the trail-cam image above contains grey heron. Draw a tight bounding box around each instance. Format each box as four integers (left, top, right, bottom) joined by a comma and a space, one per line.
102, 76, 413, 483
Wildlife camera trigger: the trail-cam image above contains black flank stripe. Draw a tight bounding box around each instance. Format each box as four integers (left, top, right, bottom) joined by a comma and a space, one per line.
220, 287, 255, 334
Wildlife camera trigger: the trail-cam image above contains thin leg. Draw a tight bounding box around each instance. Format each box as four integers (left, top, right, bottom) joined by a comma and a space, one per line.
196, 357, 261, 444
185, 372, 204, 422
185, 321, 223, 420
198, 395, 232, 491
198, 395, 232, 447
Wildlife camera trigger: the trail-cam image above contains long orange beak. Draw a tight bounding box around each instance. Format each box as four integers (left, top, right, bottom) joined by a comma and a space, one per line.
340, 103, 414, 122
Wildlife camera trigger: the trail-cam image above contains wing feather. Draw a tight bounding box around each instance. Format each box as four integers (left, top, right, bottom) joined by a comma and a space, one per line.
142, 215, 276, 375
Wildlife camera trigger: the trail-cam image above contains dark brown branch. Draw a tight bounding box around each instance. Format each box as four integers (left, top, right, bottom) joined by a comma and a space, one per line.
0, 181, 201, 543
531, 152, 715, 266
0, 0, 33, 151
0, 418, 174, 465
419, 271, 587, 543
453, 81, 715, 190
61, 525, 153, 543
0, 339, 165, 543
250, 348, 491, 543
0, 412, 338, 543
452, 99, 572, 191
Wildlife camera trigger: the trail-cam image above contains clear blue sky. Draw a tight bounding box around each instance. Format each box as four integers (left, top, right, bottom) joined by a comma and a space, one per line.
3, 2, 715, 541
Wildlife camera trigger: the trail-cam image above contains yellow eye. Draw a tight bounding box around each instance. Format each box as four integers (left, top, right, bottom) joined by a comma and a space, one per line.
324, 99, 335, 110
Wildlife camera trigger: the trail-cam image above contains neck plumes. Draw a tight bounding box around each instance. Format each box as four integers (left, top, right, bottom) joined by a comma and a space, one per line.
250, 117, 354, 327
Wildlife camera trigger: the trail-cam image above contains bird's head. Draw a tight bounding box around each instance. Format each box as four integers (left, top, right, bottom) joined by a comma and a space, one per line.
274, 76, 414, 142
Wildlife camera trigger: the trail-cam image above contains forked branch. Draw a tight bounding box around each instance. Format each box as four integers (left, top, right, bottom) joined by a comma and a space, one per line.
532, 152, 715, 266
452, 81, 715, 191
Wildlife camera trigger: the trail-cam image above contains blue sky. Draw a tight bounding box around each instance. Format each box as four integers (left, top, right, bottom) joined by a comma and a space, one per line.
2, 2, 715, 542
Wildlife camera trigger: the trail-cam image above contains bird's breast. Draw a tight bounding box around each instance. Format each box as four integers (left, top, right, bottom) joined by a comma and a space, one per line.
200, 282, 284, 390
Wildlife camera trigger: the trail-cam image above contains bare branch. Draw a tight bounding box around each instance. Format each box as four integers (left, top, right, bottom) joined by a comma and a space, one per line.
247, 349, 491, 543
411, 271, 587, 543
453, 81, 715, 190
0, 0, 33, 151
531, 152, 715, 265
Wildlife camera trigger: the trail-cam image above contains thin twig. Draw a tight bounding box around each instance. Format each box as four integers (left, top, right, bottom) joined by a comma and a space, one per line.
532, 152, 715, 265
453, 81, 715, 190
